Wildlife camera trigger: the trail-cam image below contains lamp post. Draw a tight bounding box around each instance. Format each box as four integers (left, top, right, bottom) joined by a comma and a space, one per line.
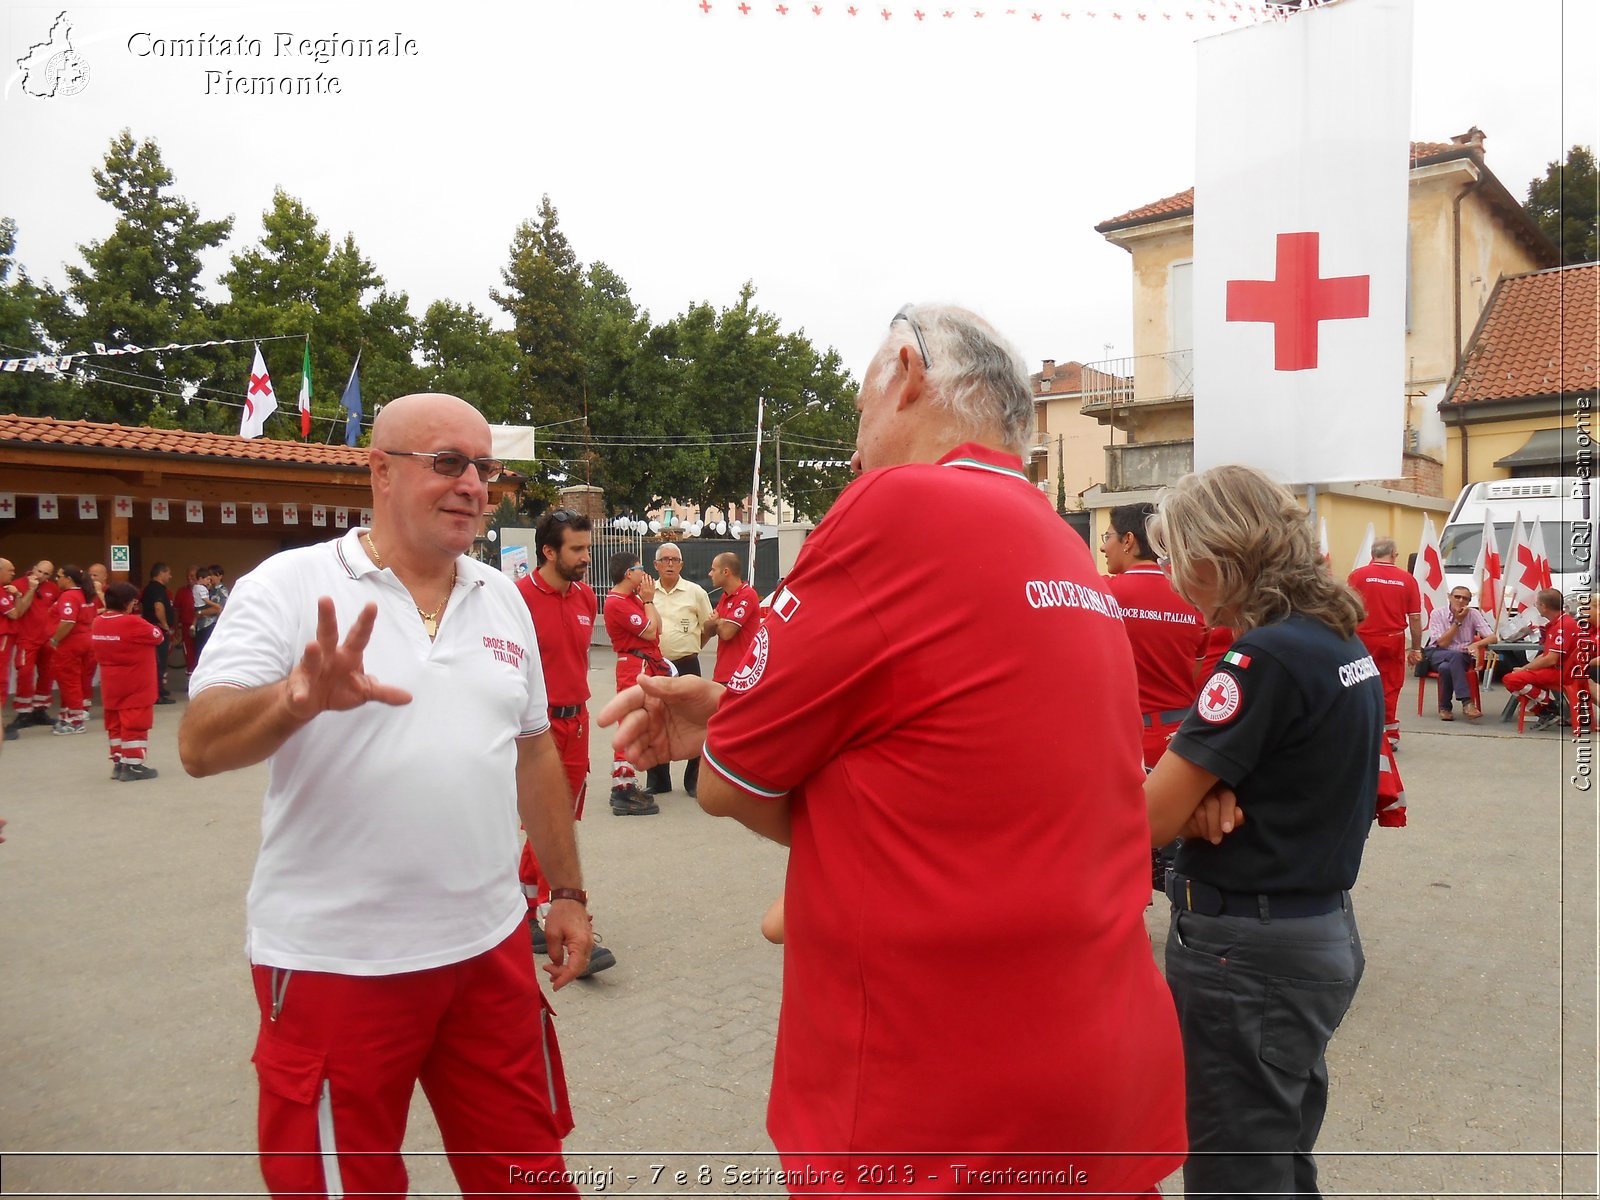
774, 399, 821, 525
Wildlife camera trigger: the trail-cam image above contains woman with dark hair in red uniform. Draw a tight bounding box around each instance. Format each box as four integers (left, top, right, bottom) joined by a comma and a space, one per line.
48, 564, 101, 735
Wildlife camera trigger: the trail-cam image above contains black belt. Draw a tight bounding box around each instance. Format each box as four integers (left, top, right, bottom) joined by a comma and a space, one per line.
549, 704, 583, 720
624, 648, 673, 675
1142, 707, 1188, 727
1167, 872, 1344, 919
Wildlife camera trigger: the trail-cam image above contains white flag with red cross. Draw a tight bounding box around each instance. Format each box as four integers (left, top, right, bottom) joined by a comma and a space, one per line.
1412, 516, 1447, 626
0, 493, 15, 519
220, 502, 237, 526
1351, 523, 1376, 575
1501, 516, 1553, 633
1318, 517, 1330, 565
1473, 511, 1502, 626
241, 343, 277, 439
1194, 0, 1413, 483
37, 494, 58, 520
151, 498, 170, 521
77, 495, 98, 520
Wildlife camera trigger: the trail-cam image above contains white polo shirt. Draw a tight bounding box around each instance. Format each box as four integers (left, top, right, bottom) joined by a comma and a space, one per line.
191, 527, 550, 975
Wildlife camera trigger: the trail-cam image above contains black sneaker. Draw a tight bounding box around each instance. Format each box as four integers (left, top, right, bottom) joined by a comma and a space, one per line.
1533, 709, 1561, 732
580, 941, 617, 978
26, 710, 55, 727
3, 721, 17, 741
120, 763, 160, 782
111, 763, 124, 781
155, 696, 176, 706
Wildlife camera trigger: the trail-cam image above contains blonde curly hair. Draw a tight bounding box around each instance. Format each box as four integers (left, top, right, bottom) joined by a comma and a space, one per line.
1147, 465, 1364, 638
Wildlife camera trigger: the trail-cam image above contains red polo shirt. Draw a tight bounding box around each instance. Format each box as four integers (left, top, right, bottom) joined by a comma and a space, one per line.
1107, 562, 1207, 716
1349, 560, 1421, 639
17, 580, 59, 646
701, 443, 1184, 1194
603, 592, 654, 658
53, 588, 98, 649
516, 572, 596, 707
1541, 611, 1581, 662
712, 582, 761, 683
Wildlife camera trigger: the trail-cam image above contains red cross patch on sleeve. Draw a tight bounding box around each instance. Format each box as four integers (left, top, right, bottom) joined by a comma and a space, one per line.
1197, 670, 1243, 724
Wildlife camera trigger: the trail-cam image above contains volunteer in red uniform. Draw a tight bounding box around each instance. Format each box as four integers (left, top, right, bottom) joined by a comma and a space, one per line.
1, 558, 22, 739
703, 553, 760, 684
1101, 503, 1207, 769
10, 560, 59, 729
48, 564, 100, 735
173, 565, 199, 672
91, 582, 166, 781
180, 393, 591, 1199
515, 509, 616, 976
1505, 588, 1582, 731
601, 304, 1185, 1196
603, 552, 663, 816
1347, 538, 1423, 750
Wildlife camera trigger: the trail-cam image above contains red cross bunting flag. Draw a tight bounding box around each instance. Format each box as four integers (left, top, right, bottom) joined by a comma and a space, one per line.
151, 498, 170, 521
282, 503, 299, 526
78, 496, 98, 520
241, 343, 278, 439
1412, 516, 1446, 625
185, 501, 204, 523
38, 495, 59, 520
311, 505, 327, 527
252, 502, 269, 525
334, 507, 349, 529
1193, 0, 1412, 482
0, 493, 14, 519
220, 502, 237, 526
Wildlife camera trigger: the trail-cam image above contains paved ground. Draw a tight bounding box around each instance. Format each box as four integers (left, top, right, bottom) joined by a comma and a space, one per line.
0, 652, 1594, 1198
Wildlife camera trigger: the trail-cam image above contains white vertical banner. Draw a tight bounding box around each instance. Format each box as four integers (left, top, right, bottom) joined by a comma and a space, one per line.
1194, 0, 1413, 483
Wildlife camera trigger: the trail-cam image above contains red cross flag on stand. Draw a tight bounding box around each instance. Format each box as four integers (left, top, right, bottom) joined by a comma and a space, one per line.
1193, 0, 1413, 482
1473, 511, 1503, 630
241, 343, 278, 439
1500, 515, 1552, 638
1411, 516, 1447, 626
1350, 522, 1375, 574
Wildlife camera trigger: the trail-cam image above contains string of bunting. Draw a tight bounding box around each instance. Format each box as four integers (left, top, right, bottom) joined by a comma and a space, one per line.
0, 492, 371, 528
690, 0, 1335, 23
0, 332, 306, 375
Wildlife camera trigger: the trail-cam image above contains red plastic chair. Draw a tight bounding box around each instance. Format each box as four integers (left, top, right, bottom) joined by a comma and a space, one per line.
1517, 681, 1592, 736
1416, 647, 1485, 716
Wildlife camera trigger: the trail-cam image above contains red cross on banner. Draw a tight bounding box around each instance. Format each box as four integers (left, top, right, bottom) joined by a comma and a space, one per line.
186, 501, 203, 522
241, 344, 278, 438
221, 503, 237, 524
249, 373, 271, 396
0, 494, 14, 517
115, 496, 132, 515
1225, 232, 1370, 372
39, 496, 58, 518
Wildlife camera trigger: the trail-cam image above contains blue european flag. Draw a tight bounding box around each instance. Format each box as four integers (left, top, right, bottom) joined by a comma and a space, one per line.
340, 355, 362, 447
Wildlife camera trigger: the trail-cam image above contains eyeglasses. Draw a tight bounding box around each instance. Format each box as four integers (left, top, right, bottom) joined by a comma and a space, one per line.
1100, 530, 1118, 544
381, 450, 504, 481
656, 557, 683, 564
892, 305, 932, 370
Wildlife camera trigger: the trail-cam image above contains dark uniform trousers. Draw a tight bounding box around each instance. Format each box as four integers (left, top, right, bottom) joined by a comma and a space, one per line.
1164, 897, 1364, 1200
646, 654, 702, 794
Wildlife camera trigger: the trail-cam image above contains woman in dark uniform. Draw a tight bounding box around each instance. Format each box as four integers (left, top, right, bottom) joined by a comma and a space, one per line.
1143, 465, 1382, 1200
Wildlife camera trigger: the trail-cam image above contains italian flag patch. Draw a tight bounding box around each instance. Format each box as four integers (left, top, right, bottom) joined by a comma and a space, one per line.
1222, 650, 1251, 669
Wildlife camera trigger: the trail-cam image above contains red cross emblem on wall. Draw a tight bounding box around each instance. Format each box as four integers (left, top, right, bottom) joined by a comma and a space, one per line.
1226, 232, 1370, 372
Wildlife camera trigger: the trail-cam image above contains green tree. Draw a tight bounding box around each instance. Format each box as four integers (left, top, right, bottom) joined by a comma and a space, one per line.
219, 196, 420, 441
490, 195, 584, 426
46, 130, 233, 427
0, 217, 57, 416
417, 299, 520, 423
1524, 145, 1599, 266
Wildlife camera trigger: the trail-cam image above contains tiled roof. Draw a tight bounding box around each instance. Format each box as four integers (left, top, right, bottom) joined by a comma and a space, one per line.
1444, 263, 1600, 406
0, 414, 370, 469
1096, 141, 1480, 231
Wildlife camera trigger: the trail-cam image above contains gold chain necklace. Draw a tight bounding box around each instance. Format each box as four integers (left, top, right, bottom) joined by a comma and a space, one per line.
363, 531, 457, 640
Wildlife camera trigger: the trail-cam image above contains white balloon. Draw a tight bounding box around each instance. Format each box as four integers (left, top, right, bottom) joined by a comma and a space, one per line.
731, 521, 743, 537
487, 529, 499, 542
634, 519, 648, 534
715, 521, 727, 535
648, 520, 661, 533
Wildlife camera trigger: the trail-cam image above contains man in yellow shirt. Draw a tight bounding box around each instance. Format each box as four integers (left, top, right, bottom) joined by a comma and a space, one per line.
646, 542, 712, 798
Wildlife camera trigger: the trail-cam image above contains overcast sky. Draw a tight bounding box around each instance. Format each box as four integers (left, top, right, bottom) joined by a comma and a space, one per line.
2, 0, 1594, 389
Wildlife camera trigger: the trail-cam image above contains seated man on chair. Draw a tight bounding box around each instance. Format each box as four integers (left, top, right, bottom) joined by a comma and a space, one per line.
1505, 588, 1580, 731
1423, 586, 1495, 721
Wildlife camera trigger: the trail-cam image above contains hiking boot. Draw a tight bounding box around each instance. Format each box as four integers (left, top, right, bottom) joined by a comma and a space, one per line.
581, 940, 617, 978
611, 792, 660, 816
120, 763, 160, 782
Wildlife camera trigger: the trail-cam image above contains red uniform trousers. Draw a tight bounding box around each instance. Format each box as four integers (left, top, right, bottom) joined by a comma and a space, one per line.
611, 654, 658, 791
1504, 665, 1563, 710
52, 639, 95, 721
14, 639, 54, 714
249, 927, 575, 1200
1140, 707, 1189, 771
104, 705, 153, 764
519, 712, 589, 910
1359, 631, 1406, 748
1376, 741, 1406, 828
0, 638, 14, 707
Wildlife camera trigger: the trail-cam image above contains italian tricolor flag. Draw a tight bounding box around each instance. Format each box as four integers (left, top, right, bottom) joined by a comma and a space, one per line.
298, 341, 312, 440
1222, 650, 1251, 669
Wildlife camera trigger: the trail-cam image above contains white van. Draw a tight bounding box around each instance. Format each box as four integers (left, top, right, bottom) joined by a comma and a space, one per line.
1438, 477, 1593, 623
